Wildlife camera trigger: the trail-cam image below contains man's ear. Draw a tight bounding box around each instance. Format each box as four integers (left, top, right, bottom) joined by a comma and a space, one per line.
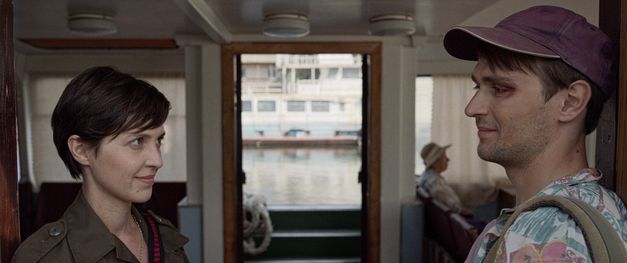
67, 135, 91, 166
558, 80, 591, 123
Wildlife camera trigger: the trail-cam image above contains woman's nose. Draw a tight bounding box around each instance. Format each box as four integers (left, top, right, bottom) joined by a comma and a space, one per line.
146, 144, 163, 169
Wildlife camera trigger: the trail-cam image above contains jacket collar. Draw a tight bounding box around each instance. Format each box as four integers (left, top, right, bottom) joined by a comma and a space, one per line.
144, 210, 189, 252
63, 191, 138, 263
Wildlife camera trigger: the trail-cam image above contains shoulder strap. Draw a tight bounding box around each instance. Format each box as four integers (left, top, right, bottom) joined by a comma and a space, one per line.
142, 212, 166, 263
485, 195, 626, 262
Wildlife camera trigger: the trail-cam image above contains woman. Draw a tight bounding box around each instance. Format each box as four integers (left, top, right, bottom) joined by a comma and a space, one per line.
12, 67, 189, 262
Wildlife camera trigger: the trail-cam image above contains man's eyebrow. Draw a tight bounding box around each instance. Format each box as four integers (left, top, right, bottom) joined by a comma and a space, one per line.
472, 74, 513, 84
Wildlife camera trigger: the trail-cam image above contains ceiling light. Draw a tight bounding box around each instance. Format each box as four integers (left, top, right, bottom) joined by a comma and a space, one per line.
68, 13, 117, 36
368, 14, 416, 36
263, 13, 310, 38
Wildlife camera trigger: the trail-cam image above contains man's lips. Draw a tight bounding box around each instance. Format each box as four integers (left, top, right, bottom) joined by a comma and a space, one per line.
477, 127, 497, 137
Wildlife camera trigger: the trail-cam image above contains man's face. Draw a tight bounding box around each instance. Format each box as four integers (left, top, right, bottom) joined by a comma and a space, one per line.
465, 58, 559, 167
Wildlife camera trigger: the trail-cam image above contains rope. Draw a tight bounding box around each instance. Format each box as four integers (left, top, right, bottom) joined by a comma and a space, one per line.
243, 193, 273, 255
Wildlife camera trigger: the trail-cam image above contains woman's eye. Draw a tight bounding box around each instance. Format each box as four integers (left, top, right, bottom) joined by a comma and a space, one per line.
131, 138, 143, 146
157, 137, 164, 147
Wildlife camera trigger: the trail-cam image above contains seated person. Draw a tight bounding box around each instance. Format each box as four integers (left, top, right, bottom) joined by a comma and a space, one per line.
416, 142, 473, 217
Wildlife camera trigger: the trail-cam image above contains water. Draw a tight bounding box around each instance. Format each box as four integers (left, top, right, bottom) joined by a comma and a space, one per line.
242, 146, 362, 205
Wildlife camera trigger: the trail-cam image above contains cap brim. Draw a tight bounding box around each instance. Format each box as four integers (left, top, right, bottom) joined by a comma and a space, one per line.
443, 26, 560, 61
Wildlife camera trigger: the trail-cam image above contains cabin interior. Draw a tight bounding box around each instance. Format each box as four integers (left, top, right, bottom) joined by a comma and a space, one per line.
1, 0, 626, 262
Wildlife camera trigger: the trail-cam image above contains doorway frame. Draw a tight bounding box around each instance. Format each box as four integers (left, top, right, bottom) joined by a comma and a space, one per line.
221, 42, 381, 263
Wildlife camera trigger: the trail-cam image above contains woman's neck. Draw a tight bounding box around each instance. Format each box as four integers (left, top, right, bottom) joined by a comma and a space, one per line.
81, 183, 134, 235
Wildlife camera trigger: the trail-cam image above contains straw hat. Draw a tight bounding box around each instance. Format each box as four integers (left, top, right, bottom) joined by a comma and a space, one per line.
420, 142, 451, 168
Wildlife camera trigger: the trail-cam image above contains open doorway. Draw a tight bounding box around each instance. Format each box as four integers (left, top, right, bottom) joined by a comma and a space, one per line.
240, 53, 363, 261
221, 43, 381, 263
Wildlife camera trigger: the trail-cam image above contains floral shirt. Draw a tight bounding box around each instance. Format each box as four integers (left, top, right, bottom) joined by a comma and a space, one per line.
416, 169, 463, 212
466, 169, 627, 262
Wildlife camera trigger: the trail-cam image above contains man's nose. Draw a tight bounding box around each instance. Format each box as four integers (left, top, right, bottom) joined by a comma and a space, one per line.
465, 90, 489, 117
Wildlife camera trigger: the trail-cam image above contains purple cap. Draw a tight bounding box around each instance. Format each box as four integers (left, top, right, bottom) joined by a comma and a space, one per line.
443, 5, 615, 98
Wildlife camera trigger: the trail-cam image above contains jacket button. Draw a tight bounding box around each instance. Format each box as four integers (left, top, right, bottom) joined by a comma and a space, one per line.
48, 226, 62, 237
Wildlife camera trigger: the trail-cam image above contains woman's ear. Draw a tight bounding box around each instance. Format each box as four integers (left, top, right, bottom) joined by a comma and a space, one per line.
67, 135, 91, 166
558, 80, 592, 123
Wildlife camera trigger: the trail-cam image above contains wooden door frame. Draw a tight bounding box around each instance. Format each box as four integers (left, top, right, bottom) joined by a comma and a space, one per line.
0, 0, 19, 262
614, 0, 627, 199
221, 42, 381, 263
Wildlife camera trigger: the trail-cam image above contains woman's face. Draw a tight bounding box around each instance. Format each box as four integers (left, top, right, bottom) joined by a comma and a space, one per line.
82, 125, 165, 204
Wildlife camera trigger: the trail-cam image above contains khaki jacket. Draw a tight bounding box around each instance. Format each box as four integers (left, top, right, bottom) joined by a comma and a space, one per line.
12, 191, 189, 263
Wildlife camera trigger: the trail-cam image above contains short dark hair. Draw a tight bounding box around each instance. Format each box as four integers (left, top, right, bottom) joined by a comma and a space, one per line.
478, 45, 604, 135
51, 66, 171, 179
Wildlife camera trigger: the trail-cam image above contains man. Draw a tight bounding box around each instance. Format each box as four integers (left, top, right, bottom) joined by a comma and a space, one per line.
442, 5, 627, 262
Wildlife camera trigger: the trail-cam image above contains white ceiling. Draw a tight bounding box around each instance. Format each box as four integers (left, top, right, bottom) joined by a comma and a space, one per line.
14, 0, 498, 44
13, 0, 598, 71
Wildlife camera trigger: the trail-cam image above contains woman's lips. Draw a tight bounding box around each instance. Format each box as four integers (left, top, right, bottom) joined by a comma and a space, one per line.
136, 175, 155, 184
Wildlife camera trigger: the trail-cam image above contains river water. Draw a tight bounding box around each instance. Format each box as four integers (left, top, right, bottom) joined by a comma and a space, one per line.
242, 146, 362, 205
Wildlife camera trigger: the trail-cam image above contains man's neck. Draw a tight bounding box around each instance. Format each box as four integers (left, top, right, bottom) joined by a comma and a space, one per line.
505, 136, 588, 205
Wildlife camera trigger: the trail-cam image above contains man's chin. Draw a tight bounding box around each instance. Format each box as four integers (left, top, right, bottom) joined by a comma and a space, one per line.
477, 144, 497, 162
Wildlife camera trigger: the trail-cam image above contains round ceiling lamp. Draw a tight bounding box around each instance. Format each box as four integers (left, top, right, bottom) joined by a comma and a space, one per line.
263, 13, 310, 38
368, 14, 416, 36
68, 13, 117, 36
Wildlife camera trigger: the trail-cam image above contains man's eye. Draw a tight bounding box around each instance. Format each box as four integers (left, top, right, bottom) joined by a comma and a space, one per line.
493, 85, 510, 94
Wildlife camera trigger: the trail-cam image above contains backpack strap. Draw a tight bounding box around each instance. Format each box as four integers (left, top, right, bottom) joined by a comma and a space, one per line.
142, 212, 166, 263
484, 195, 626, 262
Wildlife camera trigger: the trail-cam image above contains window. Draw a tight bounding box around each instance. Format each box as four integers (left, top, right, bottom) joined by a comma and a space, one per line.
287, 101, 306, 112
242, 64, 271, 79
311, 101, 330, 112
325, 68, 339, 79
268, 65, 276, 78
258, 100, 276, 112
274, 68, 282, 82
342, 68, 361, 79
415, 76, 433, 173
242, 100, 252, 112
295, 68, 311, 80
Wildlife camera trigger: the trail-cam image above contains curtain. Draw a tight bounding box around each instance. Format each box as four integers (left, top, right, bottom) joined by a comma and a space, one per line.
431, 75, 508, 207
